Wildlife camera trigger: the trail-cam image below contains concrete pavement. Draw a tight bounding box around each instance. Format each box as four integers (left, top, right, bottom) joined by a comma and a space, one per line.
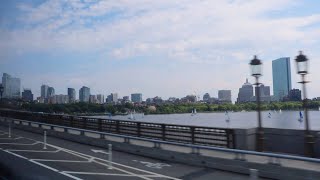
0, 125, 263, 180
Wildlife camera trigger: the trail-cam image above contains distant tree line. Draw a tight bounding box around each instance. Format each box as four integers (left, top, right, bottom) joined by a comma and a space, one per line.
10, 101, 320, 115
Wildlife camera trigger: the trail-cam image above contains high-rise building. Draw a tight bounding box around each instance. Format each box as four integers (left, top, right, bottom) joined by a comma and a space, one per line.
2, 73, 21, 99
41, 85, 49, 98
255, 84, 271, 97
203, 93, 211, 102
237, 79, 253, 103
272, 57, 292, 101
89, 95, 97, 103
79, 86, 90, 102
48, 87, 55, 97
131, 93, 142, 103
22, 89, 33, 102
68, 88, 76, 103
49, 95, 69, 104
97, 94, 105, 104
284, 89, 301, 102
218, 90, 232, 103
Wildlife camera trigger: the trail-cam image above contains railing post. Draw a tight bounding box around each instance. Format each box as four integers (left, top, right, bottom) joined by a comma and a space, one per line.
98, 119, 102, 132
70, 116, 74, 128
83, 118, 87, 129
191, 127, 195, 144
226, 129, 230, 148
161, 124, 166, 141
116, 121, 120, 134
137, 122, 141, 137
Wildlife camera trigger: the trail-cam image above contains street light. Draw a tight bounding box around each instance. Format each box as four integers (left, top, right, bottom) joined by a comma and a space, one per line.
295, 51, 314, 157
250, 55, 264, 152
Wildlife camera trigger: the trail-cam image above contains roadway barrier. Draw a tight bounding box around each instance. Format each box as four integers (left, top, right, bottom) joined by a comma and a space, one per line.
1, 117, 320, 179
0, 109, 235, 148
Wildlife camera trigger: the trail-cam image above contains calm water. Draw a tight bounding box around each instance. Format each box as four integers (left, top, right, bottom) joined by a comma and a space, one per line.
92, 111, 320, 130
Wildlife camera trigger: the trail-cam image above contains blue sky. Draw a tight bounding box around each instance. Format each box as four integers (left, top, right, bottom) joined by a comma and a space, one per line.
1, 0, 320, 101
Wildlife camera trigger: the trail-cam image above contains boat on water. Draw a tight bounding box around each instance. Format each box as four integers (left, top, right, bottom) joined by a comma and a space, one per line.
191, 108, 197, 116
279, 109, 282, 113
128, 110, 136, 120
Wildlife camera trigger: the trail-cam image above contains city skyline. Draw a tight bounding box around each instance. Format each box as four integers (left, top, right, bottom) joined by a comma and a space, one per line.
1, 1, 320, 102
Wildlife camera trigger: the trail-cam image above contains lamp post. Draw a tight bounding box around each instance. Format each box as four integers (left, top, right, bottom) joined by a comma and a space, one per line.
0, 84, 4, 102
250, 55, 264, 152
295, 51, 314, 157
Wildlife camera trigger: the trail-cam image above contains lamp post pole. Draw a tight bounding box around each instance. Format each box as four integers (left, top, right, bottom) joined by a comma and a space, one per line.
250, 55, 264, 152
295, 51, 314, 157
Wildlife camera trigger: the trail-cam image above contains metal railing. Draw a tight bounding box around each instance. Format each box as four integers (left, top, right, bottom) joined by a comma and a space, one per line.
0, 109, 235, 148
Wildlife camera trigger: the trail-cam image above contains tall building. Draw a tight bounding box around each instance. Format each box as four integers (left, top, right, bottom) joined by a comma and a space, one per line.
22, 89, 33, 102
68, 88, 76, 103
89, 95, 97, 103
48, 87, 55, 97
272, 57, 292, 101
203, 93, 211, 102
2, 73, 21, 99
237, 79, 253, 103
131, 93, 142, 103
284, 89, 302, 101
97, 94, 105, 104
79, 86, 90, 102
255, 84, 270, 97
49, 95, 69, 104
41, 85, 49, 98
218, 90, 232, 103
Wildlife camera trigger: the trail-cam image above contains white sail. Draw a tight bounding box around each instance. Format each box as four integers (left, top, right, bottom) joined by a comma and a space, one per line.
194, 109, 197, 114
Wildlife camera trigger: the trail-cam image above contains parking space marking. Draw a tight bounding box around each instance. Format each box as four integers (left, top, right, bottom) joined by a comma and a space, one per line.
7, 149, 61, 153
0, 137, 23, 140
0, 128, 180, 180
31, 159, 90, 163
0, 142, 39, 145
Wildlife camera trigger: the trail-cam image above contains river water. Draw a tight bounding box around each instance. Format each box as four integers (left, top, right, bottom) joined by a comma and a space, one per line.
91, 111, 320, 130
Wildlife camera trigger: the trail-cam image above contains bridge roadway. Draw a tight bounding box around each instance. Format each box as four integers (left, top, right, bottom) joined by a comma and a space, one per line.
0, 125, 264, 180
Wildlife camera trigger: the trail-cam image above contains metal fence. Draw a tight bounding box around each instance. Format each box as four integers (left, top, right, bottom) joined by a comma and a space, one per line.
0, 109, 235, 148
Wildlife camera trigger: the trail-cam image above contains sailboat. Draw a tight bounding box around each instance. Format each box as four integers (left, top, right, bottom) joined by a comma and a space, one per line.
318, 107, 320, 111
279, 109, 282, 113
128, 110, 136, 120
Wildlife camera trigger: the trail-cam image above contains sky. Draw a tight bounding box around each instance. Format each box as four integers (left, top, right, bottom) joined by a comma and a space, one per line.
1, 0, 320, 102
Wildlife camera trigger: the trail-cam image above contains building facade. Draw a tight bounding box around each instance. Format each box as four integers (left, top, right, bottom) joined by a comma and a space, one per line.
22, 89, 33, 102
203, 93, 211, 102
272, 57, 292, 101
237, 79, 253, 103
48, 87, 55, 97
2, 73, 21, 99
41, 85, 49, 98
68, 88, 76, 103
218, 90, 232, 103
79, 86, 90, 102
49, 95, 69, 104
97, 94, 105, 104
131, 93, 142, 103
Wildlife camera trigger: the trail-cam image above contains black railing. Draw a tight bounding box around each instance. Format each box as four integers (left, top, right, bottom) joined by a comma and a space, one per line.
0, 109, 235, 148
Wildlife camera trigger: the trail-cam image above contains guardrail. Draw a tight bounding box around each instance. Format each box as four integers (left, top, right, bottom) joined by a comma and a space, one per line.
1, 116, 320, 165
0, 109, 235, 148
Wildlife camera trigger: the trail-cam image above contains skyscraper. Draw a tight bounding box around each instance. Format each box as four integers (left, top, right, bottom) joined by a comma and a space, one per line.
2, 73, 21, 99
79, 86, 90, 102
131, 93, 142, 103
41, 85, 49, 98
218, 90, 232, 103
22, 89, 33, 102
272, 57, 292, 101
237, 79, 253, 103
203, 93, 211, 102
68, 88, 76, 103
48, 87, 55, 97
97, 94, 105, 104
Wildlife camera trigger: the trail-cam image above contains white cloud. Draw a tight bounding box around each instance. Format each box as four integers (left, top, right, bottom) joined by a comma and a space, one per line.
1, 0, 320, 100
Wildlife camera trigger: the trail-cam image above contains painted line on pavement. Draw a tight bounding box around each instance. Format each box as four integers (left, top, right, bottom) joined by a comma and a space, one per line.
3, 150, 28, 160
0, 142, 39, 145
60, 172, 83, 180
7, 149, 61, 153
31, 159, 90, 163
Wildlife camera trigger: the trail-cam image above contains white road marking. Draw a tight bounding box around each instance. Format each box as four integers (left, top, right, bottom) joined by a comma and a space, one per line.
0, 137, 23, 140
7, 149, 61, 153
60, 172, 83, 180
3, 150, 28, 160
0, 127, 181, 180
133, 160, 171, 169
29, 159, 59, 172
0, 142, 39, 145
62, 171, 161, 177
31, 159, 90, 163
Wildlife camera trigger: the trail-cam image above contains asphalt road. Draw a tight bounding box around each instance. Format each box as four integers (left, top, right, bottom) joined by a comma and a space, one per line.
0, 125, 264, 180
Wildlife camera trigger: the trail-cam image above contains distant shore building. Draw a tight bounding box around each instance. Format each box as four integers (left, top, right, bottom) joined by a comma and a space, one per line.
107, 93, 118, 104
218, 90, 232, 103
79, 86, 90, 102
89, 95, 97, 103
284, 89, 302, 102
97, 94, 105, 104
272, 57, 292, 101
237, 79, 253, 103
203, 93, 211, 102
41, 85, 49, 99
68, 88, 76, 103
22, 89, 33, 102
49, 94, 69, 104
2, 73, 21, 99
131, 93, 142, 103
